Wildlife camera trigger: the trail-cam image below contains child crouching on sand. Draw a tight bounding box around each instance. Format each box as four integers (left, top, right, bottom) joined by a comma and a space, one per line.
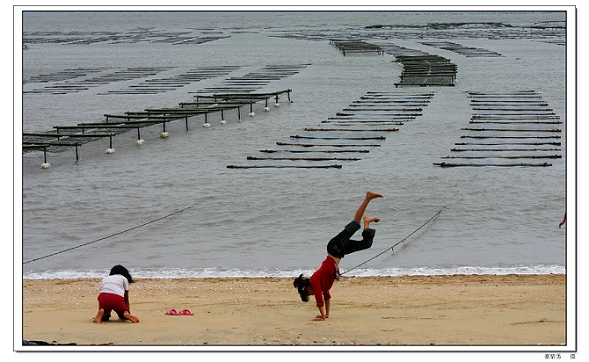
93, 265, 139, 323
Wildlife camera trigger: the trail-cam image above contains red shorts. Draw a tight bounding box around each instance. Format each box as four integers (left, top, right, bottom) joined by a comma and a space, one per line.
97, 292, 128, 321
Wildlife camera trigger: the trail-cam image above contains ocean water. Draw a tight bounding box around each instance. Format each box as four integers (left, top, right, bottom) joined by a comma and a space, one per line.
18, 9, 571, 279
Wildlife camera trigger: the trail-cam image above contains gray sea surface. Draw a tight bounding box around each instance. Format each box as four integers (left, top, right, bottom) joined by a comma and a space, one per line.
19, 10, 571, 279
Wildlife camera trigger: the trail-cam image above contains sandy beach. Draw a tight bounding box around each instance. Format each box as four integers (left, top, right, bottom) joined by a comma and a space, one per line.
19, 274, 567, 350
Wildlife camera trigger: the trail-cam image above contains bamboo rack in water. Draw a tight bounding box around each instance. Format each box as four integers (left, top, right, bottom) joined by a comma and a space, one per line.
304, 127, 399, 132
25, 89, 293, 166
260, 149, 371, 153
195, 89, 292, 103
394, 55, 457, 87
437, 89, 564, 168
450, 147, 561, 152
290, 135, 386, 140
331, 40, 384, 56
441, 155, 561, 159
276, 142, 381, 147
322, 122, 404, 127
336, 112, 422, 117
471, 115, 560, 120
246, 156, 361, 161
471, 107, 553, 111
22, 141, 83, 161
461, 127, 561, 132
327, 116, 414, 121
227, 164, 343, 169
434, 162, 552, 167
342, 107, 423, 111
227, 91, 432, 170
461, 135, 561, 139
455, 141, 561, 146
23, 132, 117, 139
469, 120, 562, 124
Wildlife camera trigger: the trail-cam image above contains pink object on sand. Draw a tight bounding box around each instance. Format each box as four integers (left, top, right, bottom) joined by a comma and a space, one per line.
165, 309, 193, 316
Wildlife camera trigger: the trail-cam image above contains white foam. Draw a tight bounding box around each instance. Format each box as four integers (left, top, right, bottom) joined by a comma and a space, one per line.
22, 265, 566, 280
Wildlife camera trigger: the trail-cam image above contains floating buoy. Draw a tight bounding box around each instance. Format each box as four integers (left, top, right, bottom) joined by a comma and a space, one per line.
136, 139, 145, 145
249, 112, 255, 117
203, 122, 211, 128
274, 103, 280, 107
220, 120, 227, 124
263, 107, 270, 112
105, 148, 115, 154
40, 162, 51, 169
160, 132, 169, 139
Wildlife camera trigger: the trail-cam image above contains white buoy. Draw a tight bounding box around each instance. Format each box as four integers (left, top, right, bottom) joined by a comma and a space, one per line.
274, 103, 280, 107
160, 132, 169, 139
136, 139, 145, 145
105, 148, 115, 154
249, 112, 255, 117
203, 122, 211, 128
41, 163, 51, 169
220, 120, 227, 124
263, 107, 270, 112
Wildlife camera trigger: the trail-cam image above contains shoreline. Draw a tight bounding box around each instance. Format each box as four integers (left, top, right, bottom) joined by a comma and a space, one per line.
20, 274, 568, 349
21, 265, 567, 280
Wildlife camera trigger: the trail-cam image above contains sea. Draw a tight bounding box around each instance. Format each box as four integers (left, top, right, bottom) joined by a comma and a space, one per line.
18, 8, 572, 280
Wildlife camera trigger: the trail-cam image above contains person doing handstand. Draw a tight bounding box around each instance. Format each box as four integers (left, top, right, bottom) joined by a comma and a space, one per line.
293, 191, 383, 321
93, 265, 139, 323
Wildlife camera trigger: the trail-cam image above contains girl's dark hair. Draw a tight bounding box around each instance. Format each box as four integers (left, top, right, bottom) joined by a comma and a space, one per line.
293, 274, 310, 302
109, 265, 134, 283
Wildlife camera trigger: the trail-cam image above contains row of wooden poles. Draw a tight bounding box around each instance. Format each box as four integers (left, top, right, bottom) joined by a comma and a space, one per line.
227, 92, 435, 169
394, 55, 458, 87
419, 41, 504, 58
330, 40, 384, 56
23, 90, 292, 167
328, 41, 457, 88
434, 90, 562, 168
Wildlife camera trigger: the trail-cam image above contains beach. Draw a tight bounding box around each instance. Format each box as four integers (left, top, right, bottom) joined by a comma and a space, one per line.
17, 8, 573, 358
21, 274, 566, 349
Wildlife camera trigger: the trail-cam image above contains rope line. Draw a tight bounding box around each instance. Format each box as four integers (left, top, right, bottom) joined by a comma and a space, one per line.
23, 205, 194, 265
341, 206, 446, 276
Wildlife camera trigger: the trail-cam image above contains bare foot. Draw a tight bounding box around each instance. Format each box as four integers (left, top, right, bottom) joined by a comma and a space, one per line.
363, 216, 380, 229
364, 216, 380, 223
366, 191, 383, 200
93, 309, 104, 323
124, 312, 140, 323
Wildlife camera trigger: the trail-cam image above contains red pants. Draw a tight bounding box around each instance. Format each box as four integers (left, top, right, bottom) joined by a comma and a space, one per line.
97, 293, 128, 321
